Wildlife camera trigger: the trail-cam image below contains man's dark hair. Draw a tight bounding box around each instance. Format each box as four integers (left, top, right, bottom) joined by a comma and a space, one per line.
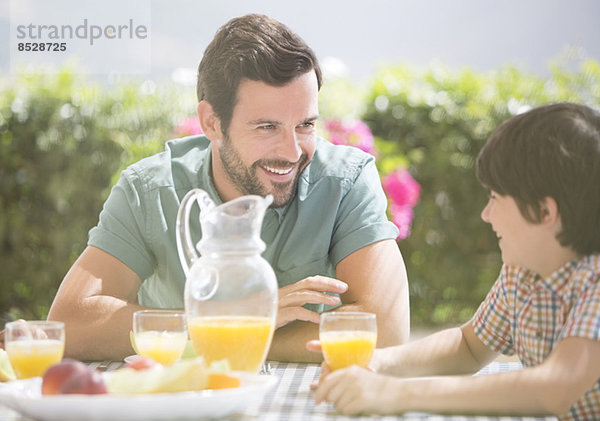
196, 14, 322, 135
476, 102, 600, 255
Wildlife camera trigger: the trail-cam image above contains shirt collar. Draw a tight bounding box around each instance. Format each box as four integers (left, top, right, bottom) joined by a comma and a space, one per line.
525, 256, 584, 294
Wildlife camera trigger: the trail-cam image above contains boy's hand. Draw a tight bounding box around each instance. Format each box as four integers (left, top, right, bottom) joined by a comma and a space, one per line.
314, 365, 401, 416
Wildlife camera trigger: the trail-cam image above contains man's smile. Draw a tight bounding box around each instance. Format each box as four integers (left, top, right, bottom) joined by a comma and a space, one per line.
261, 164, 294, 175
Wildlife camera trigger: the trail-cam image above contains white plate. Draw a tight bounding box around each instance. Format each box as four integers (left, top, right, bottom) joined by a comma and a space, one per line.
0, 372, 277, 421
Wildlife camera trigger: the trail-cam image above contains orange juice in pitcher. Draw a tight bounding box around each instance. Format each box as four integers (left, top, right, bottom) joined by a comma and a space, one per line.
188, 316, 273, 372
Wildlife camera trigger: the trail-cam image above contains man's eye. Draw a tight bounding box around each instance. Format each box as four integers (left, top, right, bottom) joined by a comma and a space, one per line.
258, 124, 275, 130
299, 121, 315, 129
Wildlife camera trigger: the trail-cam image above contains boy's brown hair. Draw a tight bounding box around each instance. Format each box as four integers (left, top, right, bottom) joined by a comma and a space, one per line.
476, 102, 600, 256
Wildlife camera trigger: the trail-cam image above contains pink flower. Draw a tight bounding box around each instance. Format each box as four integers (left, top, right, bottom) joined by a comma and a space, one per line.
174, 117, 203, 137
323, 119, 376, 155
383, 169, 421, 240
389, 204, 414, 240
382, 168, 420, 208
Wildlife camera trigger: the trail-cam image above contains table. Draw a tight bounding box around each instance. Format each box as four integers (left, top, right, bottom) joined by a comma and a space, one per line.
0, 361, 558, 420
240, 361, 558, 421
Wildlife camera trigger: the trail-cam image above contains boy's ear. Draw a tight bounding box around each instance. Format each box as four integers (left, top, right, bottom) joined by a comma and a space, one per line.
197, 101, 222, 141
540, 197, 560, 225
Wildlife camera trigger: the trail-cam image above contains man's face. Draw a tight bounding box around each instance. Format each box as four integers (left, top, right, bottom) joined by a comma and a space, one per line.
211, 71, 319, 207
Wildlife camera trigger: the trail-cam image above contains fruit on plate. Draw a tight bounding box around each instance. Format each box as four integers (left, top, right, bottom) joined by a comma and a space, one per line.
108, 357, 241, 394
125, 356, 160, 371
181, 339, 197, 359
108, 357, 208, 394
0, 349, 16, 382
42, 359, 88, 394
206, 372, 241, 389
60, 368, 108, 395
129, 330, 140, 354
42, 359, 107, 395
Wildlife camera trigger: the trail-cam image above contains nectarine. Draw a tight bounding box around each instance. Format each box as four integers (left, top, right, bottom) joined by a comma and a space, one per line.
59, 369, 107, 395
42, 359, 88, 395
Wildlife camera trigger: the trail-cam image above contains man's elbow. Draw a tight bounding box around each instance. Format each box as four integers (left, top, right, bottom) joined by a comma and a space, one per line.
378, 287, 410, 346
374, 301, 410, 347
378, 318, 409, 347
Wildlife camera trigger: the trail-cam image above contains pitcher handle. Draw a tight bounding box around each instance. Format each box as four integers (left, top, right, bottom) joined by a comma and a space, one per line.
175, 189, 201, 278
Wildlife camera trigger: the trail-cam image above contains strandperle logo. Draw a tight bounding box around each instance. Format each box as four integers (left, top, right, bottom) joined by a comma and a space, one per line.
16, 19, 148, 46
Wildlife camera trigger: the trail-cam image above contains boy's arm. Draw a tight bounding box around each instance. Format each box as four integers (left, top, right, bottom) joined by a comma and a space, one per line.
374, 319, 497, 377
316, 335, 600, 417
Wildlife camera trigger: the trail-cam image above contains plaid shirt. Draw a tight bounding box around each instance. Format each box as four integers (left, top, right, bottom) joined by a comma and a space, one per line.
473, 253, 600, 420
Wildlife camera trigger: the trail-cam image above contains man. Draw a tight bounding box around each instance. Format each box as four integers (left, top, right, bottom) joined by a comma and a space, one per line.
46, 14, 409, 361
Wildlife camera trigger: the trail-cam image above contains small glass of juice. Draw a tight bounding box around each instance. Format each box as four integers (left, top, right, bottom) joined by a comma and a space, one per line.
133, 310, 187, 365
5, 320, 65, 379
319, 312, 377, 371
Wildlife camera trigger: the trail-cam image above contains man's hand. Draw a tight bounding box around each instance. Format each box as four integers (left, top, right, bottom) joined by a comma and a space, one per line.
0, 319, 27, 350
276, 276, 347, 328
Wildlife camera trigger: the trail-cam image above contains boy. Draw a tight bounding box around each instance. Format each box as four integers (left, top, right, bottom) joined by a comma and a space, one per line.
312, 102, 600, 419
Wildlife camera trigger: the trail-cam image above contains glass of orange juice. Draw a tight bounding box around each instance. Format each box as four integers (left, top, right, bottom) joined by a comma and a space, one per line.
187, 315, 273, 373
133, 310, 187, 365
319, 312, 377, 371
5, 320, 65, 379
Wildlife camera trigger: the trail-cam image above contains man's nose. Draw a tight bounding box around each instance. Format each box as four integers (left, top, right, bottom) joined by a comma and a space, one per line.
278, 129, 302, 163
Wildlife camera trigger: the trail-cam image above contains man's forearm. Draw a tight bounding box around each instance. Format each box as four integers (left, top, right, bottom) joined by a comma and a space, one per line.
48, 296, 145, 361
268, 320, 322, 363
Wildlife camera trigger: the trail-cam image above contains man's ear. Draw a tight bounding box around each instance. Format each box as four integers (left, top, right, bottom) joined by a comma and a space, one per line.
540, 196, 560, 225
197, 101, 222, 141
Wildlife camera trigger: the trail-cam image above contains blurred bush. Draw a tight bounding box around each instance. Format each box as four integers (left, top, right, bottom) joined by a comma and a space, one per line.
1, 59, 599, 328
363, 60, 600, 325
0, 66, 195, 323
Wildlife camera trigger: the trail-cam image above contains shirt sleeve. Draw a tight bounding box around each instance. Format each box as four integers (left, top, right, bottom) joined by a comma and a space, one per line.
561, 266, 600, 341
329, 158, 399, 266
87, 168, 156, 280
473, 265, 516, 355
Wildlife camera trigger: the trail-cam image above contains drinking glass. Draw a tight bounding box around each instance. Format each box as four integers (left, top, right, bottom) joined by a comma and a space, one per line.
319, 312, 377, 371
133, 310, 187, 365
5, 320, 65, 379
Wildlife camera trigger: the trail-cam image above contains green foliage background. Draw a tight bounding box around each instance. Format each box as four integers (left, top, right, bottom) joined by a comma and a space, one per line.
1, 60, 599, 328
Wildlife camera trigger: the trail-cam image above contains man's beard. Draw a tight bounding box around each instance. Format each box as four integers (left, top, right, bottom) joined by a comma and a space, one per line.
218, 133, 309, 207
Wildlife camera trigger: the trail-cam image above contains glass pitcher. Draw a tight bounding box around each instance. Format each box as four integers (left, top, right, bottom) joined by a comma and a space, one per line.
176, 188, 277, 373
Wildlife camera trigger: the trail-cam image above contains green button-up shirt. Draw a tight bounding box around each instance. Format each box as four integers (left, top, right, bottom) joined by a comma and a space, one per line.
88, 135, 399, 309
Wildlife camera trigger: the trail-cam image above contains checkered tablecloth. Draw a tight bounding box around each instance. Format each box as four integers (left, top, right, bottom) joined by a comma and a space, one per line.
240, 361, 558, 421
0, 361, 559, 420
